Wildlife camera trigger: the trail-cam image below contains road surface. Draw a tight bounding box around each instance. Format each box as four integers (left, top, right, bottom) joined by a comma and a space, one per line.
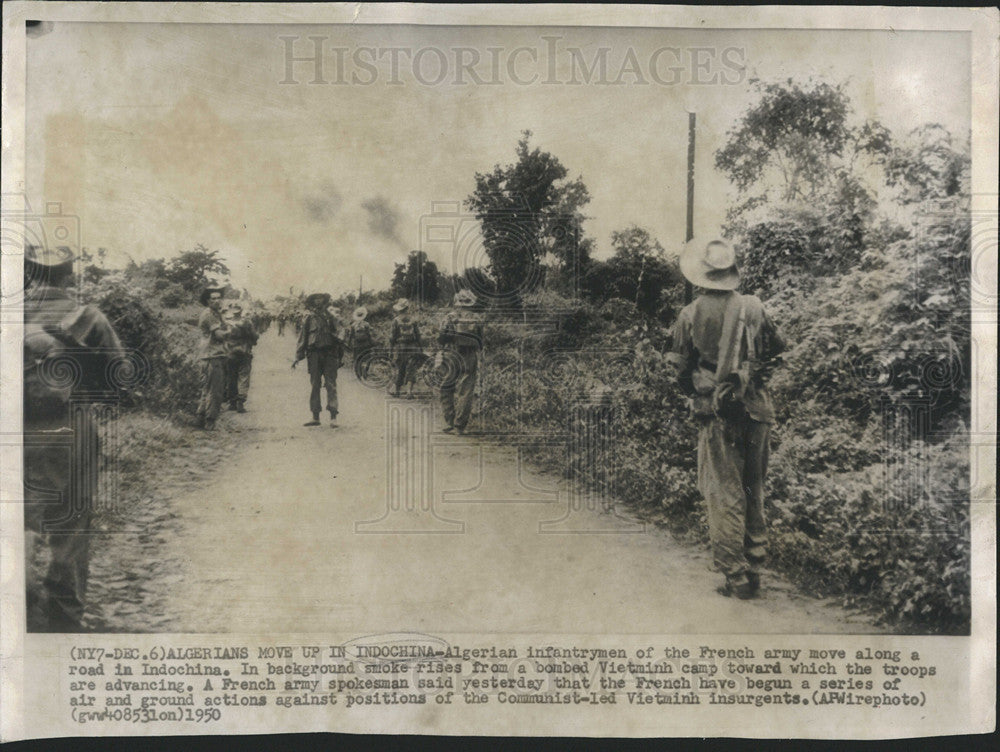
88, 329, 881, 634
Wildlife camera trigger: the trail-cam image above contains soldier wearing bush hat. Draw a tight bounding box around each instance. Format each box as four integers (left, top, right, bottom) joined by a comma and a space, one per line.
294, 292, 343, 426
437, 290, 483, 433
223, 301, 258, 413
195, 285, 230, 430
389, 298, 422, 398
670, 237, 785, 599
347, 306, 377, 380
23, 244, 124, 631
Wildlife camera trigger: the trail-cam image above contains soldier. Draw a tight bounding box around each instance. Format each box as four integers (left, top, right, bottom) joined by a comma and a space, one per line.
23, 244, 124, 631
293, 293, 343, 427
224, 302, 258, 413
389, 299, 422, 398
196, 286, 230, 430
347, 306, 376, 381
669, 238, 785, 600
438, 289, 483, 434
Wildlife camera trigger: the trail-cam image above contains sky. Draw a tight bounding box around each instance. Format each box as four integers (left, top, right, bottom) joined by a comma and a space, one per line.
25, 23, 970, 298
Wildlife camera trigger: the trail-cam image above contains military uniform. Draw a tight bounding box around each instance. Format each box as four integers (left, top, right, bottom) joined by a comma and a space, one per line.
347, 318, 376, 379
24, 281, 123, 631
225, 316, 258, 411
438, 309, 483, 432
389, 314, 422, 396
196, 304, 229, 427
296, 308, 342, 421
672, 290, 785, 596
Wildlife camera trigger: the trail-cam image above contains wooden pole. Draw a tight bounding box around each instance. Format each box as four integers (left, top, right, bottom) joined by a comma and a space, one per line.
684, 111, 696, 305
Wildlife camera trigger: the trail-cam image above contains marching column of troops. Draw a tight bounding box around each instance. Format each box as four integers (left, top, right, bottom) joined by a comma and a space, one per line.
23, 237, 782, 631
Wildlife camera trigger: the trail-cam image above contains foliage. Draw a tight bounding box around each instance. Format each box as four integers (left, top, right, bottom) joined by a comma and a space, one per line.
465, 131, 592, 298
462, 81, 971, 632
715, 78, 891, 221
163, 244, 231, 293
391, 250, 442, 303
884, 124, 970, 205
582, 226, 685, 319
79, 275, 204, 416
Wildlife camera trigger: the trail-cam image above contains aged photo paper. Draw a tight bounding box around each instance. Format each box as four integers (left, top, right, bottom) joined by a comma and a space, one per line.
1, 2, 996, 740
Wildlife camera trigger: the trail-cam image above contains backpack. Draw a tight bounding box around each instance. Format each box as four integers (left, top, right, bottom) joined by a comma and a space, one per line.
395, 318, 418, 343
23, 310, 86, 422
353, 321, 374, 346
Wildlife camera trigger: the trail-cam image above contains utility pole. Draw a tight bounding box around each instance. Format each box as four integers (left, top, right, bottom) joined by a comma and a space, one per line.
684, 110, 696, 305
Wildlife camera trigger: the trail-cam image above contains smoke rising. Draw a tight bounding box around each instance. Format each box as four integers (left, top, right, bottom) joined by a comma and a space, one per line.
361, 196, 404, 247
301, 182, 343, 223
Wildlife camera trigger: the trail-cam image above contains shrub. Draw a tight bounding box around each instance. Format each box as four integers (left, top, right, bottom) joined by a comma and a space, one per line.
79, 277, 203, 417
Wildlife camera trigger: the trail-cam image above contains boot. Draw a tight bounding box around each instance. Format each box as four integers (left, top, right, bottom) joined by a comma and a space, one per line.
236, 400, 247, 414
304, 411, 321, 427
716, 573, 757, 600
328, 410, 338, 428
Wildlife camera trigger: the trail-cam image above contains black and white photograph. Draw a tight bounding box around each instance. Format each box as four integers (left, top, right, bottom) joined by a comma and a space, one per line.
1, 2, 996, 741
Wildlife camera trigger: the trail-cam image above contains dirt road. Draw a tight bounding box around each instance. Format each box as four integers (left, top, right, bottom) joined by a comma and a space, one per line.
89, 330, 881, 634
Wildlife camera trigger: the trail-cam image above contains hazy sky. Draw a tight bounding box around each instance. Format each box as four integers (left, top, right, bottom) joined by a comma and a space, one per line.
26, 23, 970, 298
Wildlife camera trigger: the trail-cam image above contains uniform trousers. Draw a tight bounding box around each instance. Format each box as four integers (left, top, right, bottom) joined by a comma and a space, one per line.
697, 414, 770, 579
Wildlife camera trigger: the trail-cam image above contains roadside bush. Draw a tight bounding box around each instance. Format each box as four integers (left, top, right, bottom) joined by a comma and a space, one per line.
475, 274, 970, 632
80, 276, 203, 417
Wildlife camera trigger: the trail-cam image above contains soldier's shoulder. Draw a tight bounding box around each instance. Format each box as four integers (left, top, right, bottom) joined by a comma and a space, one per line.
676, 300, 698, 322
739, 294, 768, 318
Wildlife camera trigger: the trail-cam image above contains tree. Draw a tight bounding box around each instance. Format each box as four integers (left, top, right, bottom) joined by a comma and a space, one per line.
165, 244, 230, 293
583, 226, 683, 318
715, 78, 891, 226
885, 124, 970, 205
391, 250, 441, 303
465, 131, 592, 299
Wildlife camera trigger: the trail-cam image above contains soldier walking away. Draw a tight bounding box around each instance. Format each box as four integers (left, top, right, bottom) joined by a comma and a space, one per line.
347, 306, 376, 381
438, 289, 483, 435
196, 285, 230, 430
224, 302, 258, 413
23, 245, 124, 631
293, 293, 343, 427
389, 298, 422, 398
669, 238, 785, 600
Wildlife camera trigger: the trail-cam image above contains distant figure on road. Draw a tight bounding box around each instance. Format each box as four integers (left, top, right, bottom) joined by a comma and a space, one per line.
437, 289, 483, 434
196, 285, 230, 430
389, 299, 422, 398
293, 293, 343, 427
224, 301, 258, 413
23, 244, 124, 631
670, 238, 785, 600
347, 306, 376, 381
277, 314, 286, 336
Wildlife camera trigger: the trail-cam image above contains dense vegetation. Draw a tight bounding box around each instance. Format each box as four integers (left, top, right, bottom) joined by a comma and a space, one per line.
69, 76, 971, 634
368, 79, 972, 633
77, 243, 268, 418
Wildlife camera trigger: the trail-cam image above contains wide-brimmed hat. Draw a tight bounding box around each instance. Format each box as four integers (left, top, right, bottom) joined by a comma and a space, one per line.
305, 292, 331, 309
25, 244, 76, 268
679, 237, 740, 291
453, 289, 477, 308
199, 286, 227, 306
353, 306, 368, 321
392, 298, 410, 313
227, 301, 244, 313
